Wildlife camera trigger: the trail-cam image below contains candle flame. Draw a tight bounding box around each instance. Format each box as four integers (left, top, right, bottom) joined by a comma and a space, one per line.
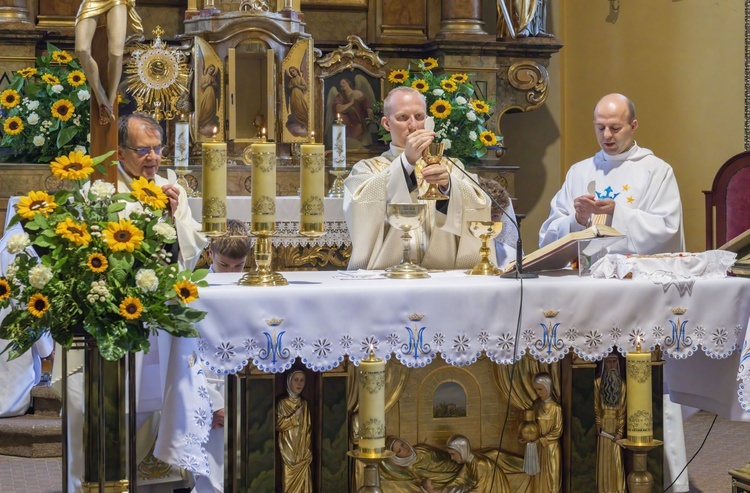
636, 336, 642, 352
261, 127, 267, 142
311, 130, 316, 143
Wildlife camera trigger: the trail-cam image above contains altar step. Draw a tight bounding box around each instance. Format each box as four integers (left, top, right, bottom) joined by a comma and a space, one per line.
0, 385, 62, 458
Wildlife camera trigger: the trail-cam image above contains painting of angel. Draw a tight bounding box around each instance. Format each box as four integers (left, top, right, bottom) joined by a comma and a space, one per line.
325, 71, 379, 151
194, 37, 224, 141
282, 40, 312, 141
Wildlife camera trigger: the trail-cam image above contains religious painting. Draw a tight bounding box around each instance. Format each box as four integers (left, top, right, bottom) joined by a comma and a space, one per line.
324, 69, 382, 152
433, 381, 467, 418
193, 37, 224, 142
281, 38, 314, 143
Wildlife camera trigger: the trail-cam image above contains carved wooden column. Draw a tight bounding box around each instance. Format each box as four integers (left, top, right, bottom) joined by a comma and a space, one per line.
436, 0, 492, 41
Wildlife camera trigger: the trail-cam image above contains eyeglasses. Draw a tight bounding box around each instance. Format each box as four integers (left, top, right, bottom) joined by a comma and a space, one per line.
124, 145, 166, 157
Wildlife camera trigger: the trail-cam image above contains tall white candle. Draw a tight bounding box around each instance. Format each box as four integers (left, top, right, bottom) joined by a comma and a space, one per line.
299, 143, 325, 237
358, 351, 386, 455
626, 340, 653, 444
251, 142, 277, 234
201, 142, 226, 233
174, 121, 190, 167
332, 113, 346, 168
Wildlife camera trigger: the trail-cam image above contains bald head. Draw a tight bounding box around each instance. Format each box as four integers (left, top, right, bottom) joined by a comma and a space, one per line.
593, 93, 638, 155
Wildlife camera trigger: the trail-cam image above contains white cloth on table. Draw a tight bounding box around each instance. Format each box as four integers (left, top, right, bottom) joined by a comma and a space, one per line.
344, 144, 492, 271
191, 367, 225, 493
539, 144, 684, 255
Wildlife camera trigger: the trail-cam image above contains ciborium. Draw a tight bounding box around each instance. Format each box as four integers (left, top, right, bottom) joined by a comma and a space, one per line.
466, 221, 503, 276
418, 142, 449, 201
385, 203, 430, 279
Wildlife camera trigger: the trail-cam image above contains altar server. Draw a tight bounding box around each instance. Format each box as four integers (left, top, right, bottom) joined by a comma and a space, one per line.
539, 93, 684, 255
344, 86, 492, 270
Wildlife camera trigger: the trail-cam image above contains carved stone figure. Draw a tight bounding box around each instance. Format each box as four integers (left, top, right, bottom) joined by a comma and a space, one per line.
497, 0, 552, 38
594, 354, 626, 493
75, 0, 143, 124
520, 372, 562, 492
276, 370, 312, 493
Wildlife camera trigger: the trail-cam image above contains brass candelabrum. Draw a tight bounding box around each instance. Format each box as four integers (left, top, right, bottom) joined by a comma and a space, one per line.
347, 450, 394, 493
238, 224, 289, 287
616, 438, 663, 493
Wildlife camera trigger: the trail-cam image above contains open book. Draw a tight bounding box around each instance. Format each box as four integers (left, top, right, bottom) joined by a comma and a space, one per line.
719, 228, 750, 276
504, 224, 625, 274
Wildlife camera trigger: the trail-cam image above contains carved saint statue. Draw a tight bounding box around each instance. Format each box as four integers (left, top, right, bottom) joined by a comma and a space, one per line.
594, 355, 626, 493
497, 0, 552, 38
519, 372, 562, 492
75, 0, 143, 125
276, 370, 312, 493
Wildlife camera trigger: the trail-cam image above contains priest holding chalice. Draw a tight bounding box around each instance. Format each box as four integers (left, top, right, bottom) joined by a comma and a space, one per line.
343, 86, 493, 271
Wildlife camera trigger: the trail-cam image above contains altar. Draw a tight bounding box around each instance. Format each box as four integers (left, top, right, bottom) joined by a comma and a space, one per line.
153, 269, 750, 492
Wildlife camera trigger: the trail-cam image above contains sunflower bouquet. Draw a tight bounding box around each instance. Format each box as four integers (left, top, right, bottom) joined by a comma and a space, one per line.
0, 151, 208, 361
384, 57, 499, 163
0, 43, 91, 163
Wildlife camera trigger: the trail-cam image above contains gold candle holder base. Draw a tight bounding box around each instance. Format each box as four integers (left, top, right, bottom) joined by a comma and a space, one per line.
616, 438, 662, 493
327, 169, 349, 198
299, 221, 325, 239
238, 232, 288, 286
347, 449, 394, 493
175, 167, 199, 197
466, 221, 503, 276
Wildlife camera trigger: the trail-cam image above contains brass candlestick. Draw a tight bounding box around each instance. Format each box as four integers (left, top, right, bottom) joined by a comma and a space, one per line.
466, 220, 503, 275
616, 438, 663, 493
327, 169, 349, 198
347, 450, 394, 493
238, 230, 288, 286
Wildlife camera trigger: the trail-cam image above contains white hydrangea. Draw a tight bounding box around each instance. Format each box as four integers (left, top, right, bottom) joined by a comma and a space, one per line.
27, 112, 39, 125
469, 130, 477, 141
51, 84, 64, 94
442, 139, 452, 150
33, 135, 45, 147
86, 280, 110, 303
42, 120, 52, 128
28, 264, 53, 290
466, 111, 477, 122
6, 232, 30, 254
454, 96, 467, 105
89, 180, 115, 200
26, 100, 39, 111
136, 269, 159, 292
432, 88, 444, 97
74, 145, 87, 154
153, 222, 177, 241
5, 261, 19, 282
77, 89, 90, 101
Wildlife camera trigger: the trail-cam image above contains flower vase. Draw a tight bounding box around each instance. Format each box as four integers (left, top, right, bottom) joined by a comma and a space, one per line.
519, 409, 540, 476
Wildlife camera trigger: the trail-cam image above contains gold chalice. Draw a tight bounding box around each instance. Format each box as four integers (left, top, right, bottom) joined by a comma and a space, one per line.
385, 203, 430, 279
418, 142, 449, 201
466, 221, 503, 276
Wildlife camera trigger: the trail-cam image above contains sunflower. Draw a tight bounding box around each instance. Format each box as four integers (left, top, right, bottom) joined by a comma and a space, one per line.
421, 57, 438, 71
28, 293, 50, 318
50, 151, 95, 181
51, 50, 73, 64
440, 79, 458, 93
0, 279, 10, 302
119, 296, 143, 320
67, 70, 86, 87
55, 217, 91, 247
430, 99, 452, 119
87, 253, 108, 273
102, 219, 144, 252
41, 73, 59, 85
16, 191, 57, 220
479, 130, 498, 146
17, 67, 37, 78
1, 89, 20, 109
173, 280, 199, 303
130, 177, 168, 210
388, 69, 409, 84
3, 116, 23, 136
471, 100, 490, 114
51, 99, 75, 122
411, 79, 429, 93
451, 73, 469, 84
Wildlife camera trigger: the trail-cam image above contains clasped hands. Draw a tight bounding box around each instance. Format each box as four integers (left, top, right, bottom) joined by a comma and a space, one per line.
403, 129, 450, 189
573, 194, 615, 226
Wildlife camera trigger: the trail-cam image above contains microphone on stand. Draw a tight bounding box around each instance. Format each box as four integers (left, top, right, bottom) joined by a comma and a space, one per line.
445, 157, 538, 279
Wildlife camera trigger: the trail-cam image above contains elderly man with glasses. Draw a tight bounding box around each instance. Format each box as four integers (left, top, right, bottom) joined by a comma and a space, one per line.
117, 112, 206, 271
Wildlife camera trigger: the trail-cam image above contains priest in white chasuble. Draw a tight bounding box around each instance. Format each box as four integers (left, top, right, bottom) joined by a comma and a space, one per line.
344, 86, 492, 271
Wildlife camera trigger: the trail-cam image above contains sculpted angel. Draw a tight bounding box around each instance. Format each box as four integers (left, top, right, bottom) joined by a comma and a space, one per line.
325, 74, 376, 150
75, 0, 144, 125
